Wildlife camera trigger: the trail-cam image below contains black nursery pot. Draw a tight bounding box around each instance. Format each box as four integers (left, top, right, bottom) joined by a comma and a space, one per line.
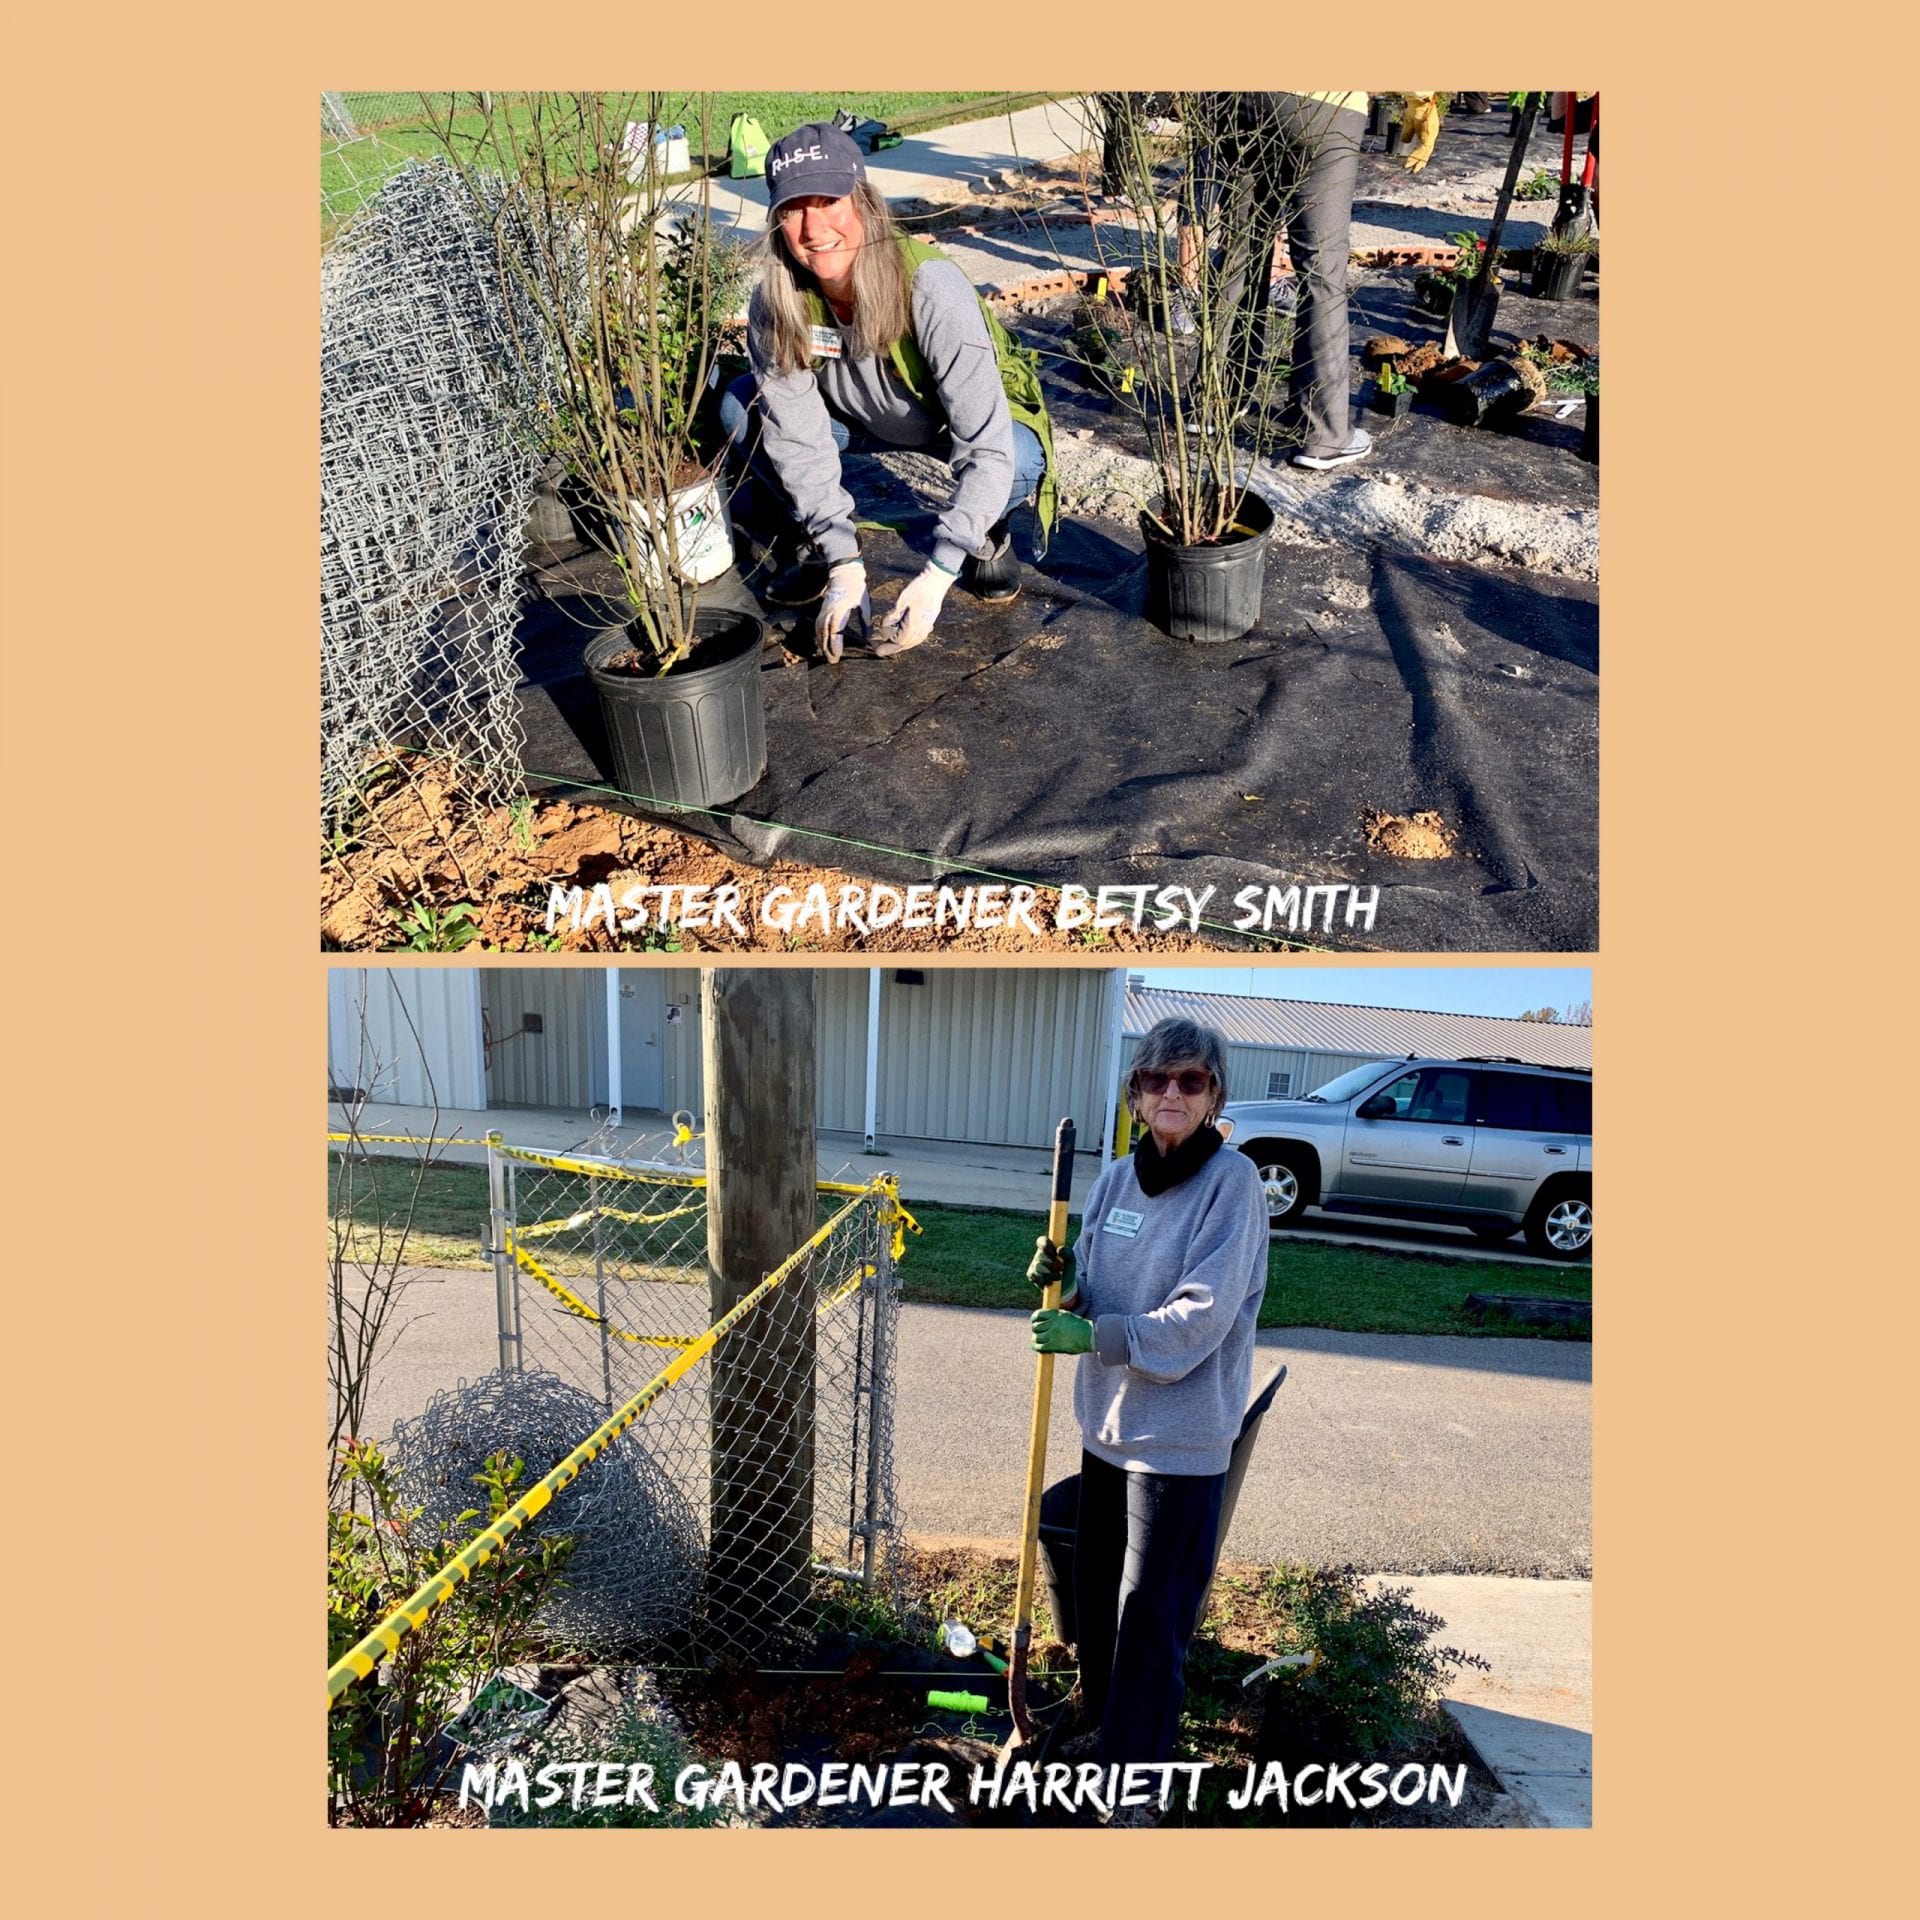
1140, 491, 1276, 643
1528, 247, 1593, 301
1439, 360, 1537, 429
584, 605, 768, 809
1371, 387, 1414, 420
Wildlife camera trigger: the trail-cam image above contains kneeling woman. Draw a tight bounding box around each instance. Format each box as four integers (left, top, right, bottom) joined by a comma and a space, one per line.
722, 121, 1056, 658
1027, 1016, 1269, 1776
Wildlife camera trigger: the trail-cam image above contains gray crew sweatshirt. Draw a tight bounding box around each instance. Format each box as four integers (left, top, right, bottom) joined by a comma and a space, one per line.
1068, 1145, 1271, 1477
746, 258, 1017, 574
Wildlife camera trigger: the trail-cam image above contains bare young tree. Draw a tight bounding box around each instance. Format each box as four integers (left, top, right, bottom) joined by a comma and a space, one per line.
328, 974, 454, 1498
426, 92, 747, 667
1086, 93, 1336, 544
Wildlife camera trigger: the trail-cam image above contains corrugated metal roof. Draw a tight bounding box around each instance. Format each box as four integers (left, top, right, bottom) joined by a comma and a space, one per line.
1123, 988, 1592, 1069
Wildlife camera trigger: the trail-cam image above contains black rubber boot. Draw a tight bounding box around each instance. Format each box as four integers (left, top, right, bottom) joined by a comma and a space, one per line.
964, 519, 1021, 603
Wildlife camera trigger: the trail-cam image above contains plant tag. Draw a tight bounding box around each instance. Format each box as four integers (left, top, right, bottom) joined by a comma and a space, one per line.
809, 325, 844, 360
1102, 1208, 1144, 1238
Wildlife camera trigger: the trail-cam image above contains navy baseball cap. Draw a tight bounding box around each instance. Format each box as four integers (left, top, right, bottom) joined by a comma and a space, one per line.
765, 120, 867, 212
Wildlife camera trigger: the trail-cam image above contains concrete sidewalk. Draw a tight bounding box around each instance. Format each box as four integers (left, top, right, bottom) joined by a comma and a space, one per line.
1379, 1574, 1592, 1828
700, 98, 1099, 246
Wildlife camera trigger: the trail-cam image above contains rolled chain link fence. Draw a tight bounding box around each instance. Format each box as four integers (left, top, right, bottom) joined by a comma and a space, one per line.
320, 149, 559, 834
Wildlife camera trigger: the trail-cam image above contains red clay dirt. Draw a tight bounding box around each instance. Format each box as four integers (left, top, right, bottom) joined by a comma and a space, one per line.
322, 759, 1201, 955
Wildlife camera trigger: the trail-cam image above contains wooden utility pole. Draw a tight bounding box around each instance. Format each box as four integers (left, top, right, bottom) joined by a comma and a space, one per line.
702, 969, 818, 1654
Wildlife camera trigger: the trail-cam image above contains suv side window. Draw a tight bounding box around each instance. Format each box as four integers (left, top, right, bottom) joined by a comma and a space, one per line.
1535, 1077, 1592, 1134
1371, 1072, 1420, 1117
1408, 1068, 1471, 1124
1474, 1071, 1542, 1129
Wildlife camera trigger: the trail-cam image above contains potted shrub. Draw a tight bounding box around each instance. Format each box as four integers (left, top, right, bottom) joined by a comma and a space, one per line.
431, 92, 768, 809
1085, 93, 1318, 643
1529, 227, 1598, 301
1371, 362, 1414, 420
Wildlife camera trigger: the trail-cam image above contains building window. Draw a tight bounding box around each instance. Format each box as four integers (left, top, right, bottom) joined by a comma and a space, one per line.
1266, 1070, 1291, 1098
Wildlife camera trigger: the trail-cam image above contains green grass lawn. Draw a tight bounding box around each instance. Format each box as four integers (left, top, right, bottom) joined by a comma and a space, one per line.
901, 1202, 1590, 1338
332, 1153, 1589, 1338
323, 92, 1064, 233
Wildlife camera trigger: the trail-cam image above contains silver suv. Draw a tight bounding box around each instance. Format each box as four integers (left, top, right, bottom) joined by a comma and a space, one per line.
1220, 1056, 1593, 1260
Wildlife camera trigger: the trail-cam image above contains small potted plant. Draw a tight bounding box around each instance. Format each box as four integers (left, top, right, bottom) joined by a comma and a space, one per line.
1529, 227, 1598, 301
1416, 232, 1498, 315
1371, 362, 1414, 419
432, 92, 769, 810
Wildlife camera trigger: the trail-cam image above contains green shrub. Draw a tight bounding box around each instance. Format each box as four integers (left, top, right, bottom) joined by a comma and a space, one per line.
327, 1442, 576, 1826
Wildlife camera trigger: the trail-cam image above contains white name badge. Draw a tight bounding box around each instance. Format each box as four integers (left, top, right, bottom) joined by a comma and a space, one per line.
808, 325, 843, 359
1102, 1209, 1144, 1239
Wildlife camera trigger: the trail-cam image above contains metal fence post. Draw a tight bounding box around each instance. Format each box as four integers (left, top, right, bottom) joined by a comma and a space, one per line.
858, 1188, 897, 1587
591, 1173, 614, 1412
487, 1133, 522, 1372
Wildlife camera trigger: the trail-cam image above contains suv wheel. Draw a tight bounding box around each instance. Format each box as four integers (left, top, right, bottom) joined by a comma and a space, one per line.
1525, 1185, 1592, 1261
1246, 1145, 1312, 1226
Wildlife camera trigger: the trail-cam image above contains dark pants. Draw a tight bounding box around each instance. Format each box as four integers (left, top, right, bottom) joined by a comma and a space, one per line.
1209, 93, 1365, 457
1072, 1449, 1226, 1768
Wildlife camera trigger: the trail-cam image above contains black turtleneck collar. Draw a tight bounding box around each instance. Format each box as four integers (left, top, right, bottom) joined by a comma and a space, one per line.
1132, 1122, 1224, 1197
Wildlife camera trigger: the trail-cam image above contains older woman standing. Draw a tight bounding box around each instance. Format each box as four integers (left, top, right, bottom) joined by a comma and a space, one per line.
1027, 1015, 1269, 1793
720, 121, 1056, 659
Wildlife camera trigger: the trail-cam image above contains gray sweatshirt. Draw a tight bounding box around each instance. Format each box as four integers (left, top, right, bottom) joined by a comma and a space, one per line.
1068, 1145, 1271, 1477
746, 259, 1017, 574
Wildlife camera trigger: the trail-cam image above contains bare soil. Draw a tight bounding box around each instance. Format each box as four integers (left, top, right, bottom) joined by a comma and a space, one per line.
322, 758, 1201, 954
1361, 807, 1456, 860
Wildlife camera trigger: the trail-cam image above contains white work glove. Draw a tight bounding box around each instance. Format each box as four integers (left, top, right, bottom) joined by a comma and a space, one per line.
816, 560, 870, 662
873, 561, 958, 658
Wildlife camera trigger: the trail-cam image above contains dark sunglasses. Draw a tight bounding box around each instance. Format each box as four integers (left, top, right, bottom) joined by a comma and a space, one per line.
1137, 1069, 1212, 1096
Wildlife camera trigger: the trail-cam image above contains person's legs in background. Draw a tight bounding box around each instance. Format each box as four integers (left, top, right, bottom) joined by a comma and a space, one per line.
1273, 96, 1369, 466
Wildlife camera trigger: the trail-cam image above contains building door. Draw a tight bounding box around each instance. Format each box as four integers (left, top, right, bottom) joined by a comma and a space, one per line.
616, 970, 668, 1115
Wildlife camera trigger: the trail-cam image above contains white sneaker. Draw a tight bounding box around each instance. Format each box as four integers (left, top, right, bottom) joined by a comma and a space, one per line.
1291, 428, 1373, 471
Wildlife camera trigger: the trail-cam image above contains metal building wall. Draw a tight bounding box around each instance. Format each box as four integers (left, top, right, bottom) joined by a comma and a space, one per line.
654, 968, 867, 1132
326, 969, 486, 1111
878, 968, 1109, 1148
480, 970, 608, 1110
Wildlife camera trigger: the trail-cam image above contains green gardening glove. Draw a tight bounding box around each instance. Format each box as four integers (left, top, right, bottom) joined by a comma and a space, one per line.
1031, 1308, 1093, 1355
1025, 1235, 1076, 1295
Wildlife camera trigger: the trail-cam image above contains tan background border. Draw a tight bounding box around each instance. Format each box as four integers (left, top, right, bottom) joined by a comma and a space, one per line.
11, 3, 1878, 1904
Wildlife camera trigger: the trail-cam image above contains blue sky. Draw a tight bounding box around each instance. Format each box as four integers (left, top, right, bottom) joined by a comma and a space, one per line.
1135, 967, 1593, 1023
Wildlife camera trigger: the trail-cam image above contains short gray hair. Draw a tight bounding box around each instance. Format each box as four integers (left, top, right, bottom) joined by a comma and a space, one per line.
1127, 1017, 1231, 1116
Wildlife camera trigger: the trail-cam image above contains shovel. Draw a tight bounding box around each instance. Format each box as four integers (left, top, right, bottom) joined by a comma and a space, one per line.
1446, 91, 1542, 362
1006, 1116, 1077, 1747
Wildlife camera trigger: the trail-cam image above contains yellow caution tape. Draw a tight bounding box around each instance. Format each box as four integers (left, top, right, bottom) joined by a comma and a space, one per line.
328, 1181, 881, 1704
491, 1141, 708, 1186
326, 1134, 475, 1148
503, 1231, 696, 1350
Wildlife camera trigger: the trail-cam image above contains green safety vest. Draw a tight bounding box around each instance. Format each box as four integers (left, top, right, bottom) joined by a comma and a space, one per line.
802, 235, 1059, 547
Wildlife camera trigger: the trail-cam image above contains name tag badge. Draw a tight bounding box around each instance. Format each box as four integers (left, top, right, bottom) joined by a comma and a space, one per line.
1102, 1208, 1144, 1239
808, 324, 843, 360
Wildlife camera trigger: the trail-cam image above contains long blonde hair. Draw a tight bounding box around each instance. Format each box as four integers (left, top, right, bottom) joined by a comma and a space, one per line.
755, 182, 914, 373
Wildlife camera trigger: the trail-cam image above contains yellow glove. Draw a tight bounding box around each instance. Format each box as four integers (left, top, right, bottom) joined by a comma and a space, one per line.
1400, 93, 1441, 173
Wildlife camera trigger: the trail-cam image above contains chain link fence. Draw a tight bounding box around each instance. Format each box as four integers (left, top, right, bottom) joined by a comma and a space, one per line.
477, 1138, 907, 1663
